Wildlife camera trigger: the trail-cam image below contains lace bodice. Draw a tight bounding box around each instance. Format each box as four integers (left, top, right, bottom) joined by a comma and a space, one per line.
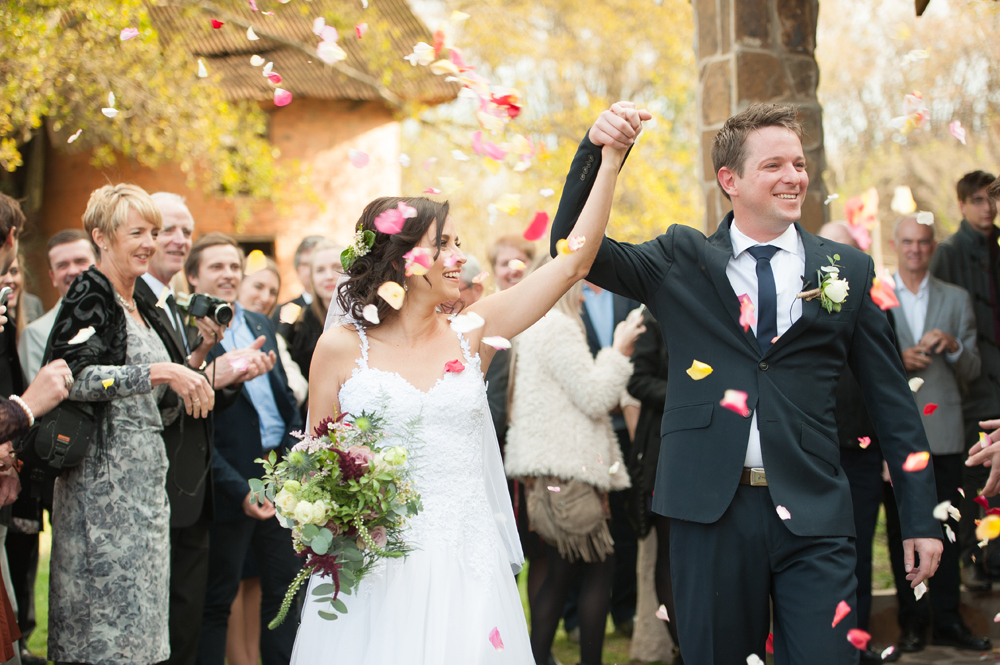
338, 324, 503, 587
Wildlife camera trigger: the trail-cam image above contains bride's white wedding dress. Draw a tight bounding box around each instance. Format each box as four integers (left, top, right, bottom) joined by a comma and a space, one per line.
291, 324, 533, 664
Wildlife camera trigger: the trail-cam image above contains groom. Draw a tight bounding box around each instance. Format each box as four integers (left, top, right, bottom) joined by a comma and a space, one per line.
551, 103, 942, 663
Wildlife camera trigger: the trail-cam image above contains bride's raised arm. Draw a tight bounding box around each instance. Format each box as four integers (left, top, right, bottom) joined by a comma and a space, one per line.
467, 102, 650, 348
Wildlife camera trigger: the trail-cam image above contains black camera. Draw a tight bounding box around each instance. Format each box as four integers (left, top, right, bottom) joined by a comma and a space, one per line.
180, 293, 234, 326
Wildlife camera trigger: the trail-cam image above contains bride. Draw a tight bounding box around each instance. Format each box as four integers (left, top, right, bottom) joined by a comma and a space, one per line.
293, 103, 649, 664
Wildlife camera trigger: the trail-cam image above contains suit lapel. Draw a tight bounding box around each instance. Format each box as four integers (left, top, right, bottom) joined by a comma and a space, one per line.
923, 277, 943, 338
705, 214, 760, 355
764, 223, 823, 357
136, 279, 186, 361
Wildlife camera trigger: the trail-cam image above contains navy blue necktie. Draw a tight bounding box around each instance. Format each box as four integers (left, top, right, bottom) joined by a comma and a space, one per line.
747, 245, 779, 354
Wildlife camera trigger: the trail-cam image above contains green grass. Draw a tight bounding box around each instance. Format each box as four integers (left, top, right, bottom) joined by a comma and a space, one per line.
25, 513, 49, 658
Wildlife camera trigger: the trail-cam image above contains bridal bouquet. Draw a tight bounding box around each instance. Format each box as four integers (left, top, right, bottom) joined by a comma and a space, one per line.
250, 410, 422, 627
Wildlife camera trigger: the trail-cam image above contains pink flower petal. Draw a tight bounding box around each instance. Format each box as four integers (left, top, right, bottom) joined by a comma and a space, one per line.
247, 0, 258, 11
403, 247, 432, 276
231, 356, 250, 373
547, 486, 561, 492
266, 72, 282, 84
349, 149, 369, 168
312, 17, 326, 35
355, 23, 368, 39
273, 88, 292, 106
374, 209, 404, 234
738, 294, 755, 332
445, 359, 465, 373
211, 19, 225, 29
655, 604, 670, 621
950, 120, 967, 145
488, 627, 504, 652
832, 600, 851, 627
720, 389, 750, 418
319, 26, 339, 43
858, 436, 871, 449
120, 27, 139, 41
422, 187, 442, 195
903, 451, 930, 472
397, 201, 417, 219
958, 487, 966, 498
522, 211, 550, 241
871, 277, 900, 311
472, 271, 489, 284
847, 629, 871, 650
776, 505, 791, 520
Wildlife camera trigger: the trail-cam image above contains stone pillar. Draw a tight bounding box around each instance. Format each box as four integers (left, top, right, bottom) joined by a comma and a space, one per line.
691, 0, 827, 234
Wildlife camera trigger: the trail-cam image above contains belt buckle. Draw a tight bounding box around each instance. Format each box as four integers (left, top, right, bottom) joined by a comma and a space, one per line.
750, 468, 767, 486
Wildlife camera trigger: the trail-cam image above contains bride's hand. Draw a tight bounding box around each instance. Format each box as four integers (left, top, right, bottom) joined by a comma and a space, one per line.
590, 102, 652, 165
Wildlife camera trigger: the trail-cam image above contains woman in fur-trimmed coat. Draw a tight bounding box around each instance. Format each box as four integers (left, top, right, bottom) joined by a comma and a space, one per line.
505, 262, 645, 665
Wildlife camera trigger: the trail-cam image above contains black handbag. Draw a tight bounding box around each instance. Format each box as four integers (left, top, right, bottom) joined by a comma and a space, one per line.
32, 400, 97, 470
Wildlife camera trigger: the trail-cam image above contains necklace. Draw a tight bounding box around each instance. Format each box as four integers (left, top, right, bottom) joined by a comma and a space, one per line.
115, 290, 136, 312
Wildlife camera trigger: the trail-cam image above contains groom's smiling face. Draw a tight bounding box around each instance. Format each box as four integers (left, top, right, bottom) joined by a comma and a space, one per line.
724, 126, 808, 233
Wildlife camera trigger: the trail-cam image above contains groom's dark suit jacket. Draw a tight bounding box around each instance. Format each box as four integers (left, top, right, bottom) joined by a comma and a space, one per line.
551, 135, 940, 541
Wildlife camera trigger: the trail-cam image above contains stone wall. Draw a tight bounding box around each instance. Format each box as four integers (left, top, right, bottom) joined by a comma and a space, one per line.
29, 99, 400, 306
692, 0, 827, 233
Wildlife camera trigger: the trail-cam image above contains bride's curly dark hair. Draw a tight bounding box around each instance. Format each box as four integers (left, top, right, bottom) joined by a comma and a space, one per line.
337, 196, 449, 327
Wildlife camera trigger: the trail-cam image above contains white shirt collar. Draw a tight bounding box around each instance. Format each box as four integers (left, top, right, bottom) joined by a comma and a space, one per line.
894, 271, 930, 297
141, 272, 174, 298
302, 291, 314, 306
730, 220, 801, 259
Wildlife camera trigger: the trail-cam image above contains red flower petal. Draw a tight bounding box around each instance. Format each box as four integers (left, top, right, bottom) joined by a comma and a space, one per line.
923, 403, 938, 415
266, 72, 282, 84
847, 629, 871, 650
832, 600, 851, 627
211, 19, 224, 29
720, 389, 750, 418
765, 633, 773, 654
522, 212, 549, 241
444, 359, 465, 373
975, 495, 990, 510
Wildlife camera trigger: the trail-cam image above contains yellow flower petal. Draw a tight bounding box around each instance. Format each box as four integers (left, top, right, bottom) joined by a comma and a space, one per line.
279, 302, 302, 325
686, 360, 713, 380
246, 250, 268, 274
102, 378, 115, 389
377, 281, 406, 310
495, 193, 521, 216
976, 514, 1000, 542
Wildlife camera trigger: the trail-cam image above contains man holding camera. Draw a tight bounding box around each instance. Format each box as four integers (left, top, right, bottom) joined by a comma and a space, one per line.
139, 193, 276, 665
184, 232, 303, 665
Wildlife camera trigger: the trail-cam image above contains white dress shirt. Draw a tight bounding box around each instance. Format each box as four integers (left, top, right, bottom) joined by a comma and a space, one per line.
894, 271, 963, 362
142, 272, 189, 353
727, 220, 806, 468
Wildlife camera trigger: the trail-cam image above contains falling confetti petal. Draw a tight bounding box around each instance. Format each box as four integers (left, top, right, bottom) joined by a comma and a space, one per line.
846, 629, 871, 650
950, 120, 967, 145
720, 390, 750, 418
250, 54, 265, 67
355, 23, 368, 38
437, 177, 463, 196
488, 627, 504, 652
747, 656, 764, 665
472, 271, 489, 284
959, 487, 966, 498
832, 600, 851, 627
507, 259, 526, 271
197, 59, 208, 78
933, 500, 952, 521
450, 149, 470, 162
776, 505, 791, 520
102, 108, 118, 118
914, 582, 927, 600
450, 312, 485, 333
68, 327, 96, 344
978, 514, 1000, 541
377, 282, 405, 309
102, 378, 115, 389
945, 523, 956, 542
522, 212, 550, 241
994, 612, 1000, 622
739, 294, 756, 332
547, 486, 561, 492
881, 646, 896, 661
482, 336, 512, 350
976, 494, 990, 510
279, 303, 302, 325
495, 193, 521, 216
948, 504, 961, 521
655, 604, 670, 621
273, 88, 292, 106
871, 276, 900, 311
766, 634, 773, 654
609, 461, 620, 474
450, 10, 470, 23
361, 304, 380, 324
858, 436, 871, 449
349, 149, 370, 168
120, 27, 139, 41
916, 211, 934, 226
824, 194, 839, 205
444, 359, 465, 373
404, 42, 435, 66
423, 188, 442, 195
686, 360, 713, 381
403, 247, 432, 277
430, 59, 461, 76
540, 188, 555, 198
266, 72, 282, 84
903, 451, 930, 472
231, 356, 250, 373
374, 209, 405, 235
923, 403, 938, 415
891, 186, 917, 215
317, 40, 347, 63
247, 26, 259, 40
312, 17, 326, 35
211, 19, 224, 29
247, 0, 258, 11
908, 377, 924, 392
245, 250, 268, 274
67, 129, 83, 143
398, 154, 411, 168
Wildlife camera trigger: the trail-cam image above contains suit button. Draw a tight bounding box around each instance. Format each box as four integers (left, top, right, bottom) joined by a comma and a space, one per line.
759, 361, 769, 371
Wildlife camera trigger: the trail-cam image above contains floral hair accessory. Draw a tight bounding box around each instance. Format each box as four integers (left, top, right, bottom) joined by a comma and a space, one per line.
341, 227, 376, 271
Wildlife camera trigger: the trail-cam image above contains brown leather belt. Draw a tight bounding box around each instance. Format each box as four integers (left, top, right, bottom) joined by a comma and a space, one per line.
739, 468, 768, 486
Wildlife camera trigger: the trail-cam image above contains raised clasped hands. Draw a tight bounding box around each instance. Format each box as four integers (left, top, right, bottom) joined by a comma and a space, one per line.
588, 101, 653, 166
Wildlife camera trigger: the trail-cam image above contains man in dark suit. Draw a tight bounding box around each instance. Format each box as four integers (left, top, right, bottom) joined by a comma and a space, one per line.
185, 233, 303, 665
271, 235, 326, 335
138, 194, 276, 665
551, 102, 942, 663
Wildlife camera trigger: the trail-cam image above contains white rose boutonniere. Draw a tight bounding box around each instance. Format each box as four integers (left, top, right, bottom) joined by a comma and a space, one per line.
818, 256, 849, 313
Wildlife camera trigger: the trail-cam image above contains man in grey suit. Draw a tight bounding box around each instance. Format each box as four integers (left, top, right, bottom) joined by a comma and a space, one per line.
883, 214, 989, 653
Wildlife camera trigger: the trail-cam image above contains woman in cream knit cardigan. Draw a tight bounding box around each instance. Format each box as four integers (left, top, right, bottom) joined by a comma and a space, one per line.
506, 265, 644, 665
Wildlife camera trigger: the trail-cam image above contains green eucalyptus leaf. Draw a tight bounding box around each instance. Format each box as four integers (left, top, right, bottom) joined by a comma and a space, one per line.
318, 611, 339, 620
312, 583, 335, 596
331, 598, 349, 613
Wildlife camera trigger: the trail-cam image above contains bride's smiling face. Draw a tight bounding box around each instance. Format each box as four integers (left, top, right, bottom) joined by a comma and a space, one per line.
406, 215, 466, 303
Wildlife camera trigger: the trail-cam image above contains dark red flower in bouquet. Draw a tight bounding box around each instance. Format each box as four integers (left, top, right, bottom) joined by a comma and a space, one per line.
332, 447, 367, 481
313, 411, 349, 437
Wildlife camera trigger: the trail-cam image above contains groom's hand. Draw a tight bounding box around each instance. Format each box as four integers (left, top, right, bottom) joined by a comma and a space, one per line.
243, 490, 276, 520
589, 101, 652, 151
903, 537, 942, 587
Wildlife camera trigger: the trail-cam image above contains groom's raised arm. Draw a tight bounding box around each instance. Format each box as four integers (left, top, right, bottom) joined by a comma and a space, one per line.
550, 124, 672, 307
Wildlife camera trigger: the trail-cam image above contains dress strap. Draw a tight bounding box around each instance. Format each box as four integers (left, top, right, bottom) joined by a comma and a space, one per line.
353, 323, 370, 370
455, 329, 479, 368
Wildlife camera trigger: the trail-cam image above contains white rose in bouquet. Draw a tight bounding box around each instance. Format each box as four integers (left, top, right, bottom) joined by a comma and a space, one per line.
293, 500, 315, 525
275, 488, 299, 514
309, 500, 331, 525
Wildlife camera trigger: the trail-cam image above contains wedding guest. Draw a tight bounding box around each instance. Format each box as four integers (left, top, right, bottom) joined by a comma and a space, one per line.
625, 312, 681, 661
272, 235, 325, 332
505, 256, 643, 665
929, 170, 999, 590
0, 253, 43, 346
18, 230, 96, 383
282, 241, 341, 383
44, 184, 215, 665
185, 233, 303, 665
238, 259, 308, 407
459, 255, 484, 305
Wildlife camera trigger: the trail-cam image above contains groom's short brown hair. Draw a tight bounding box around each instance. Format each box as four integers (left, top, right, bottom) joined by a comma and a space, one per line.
712, 104, 802, 201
